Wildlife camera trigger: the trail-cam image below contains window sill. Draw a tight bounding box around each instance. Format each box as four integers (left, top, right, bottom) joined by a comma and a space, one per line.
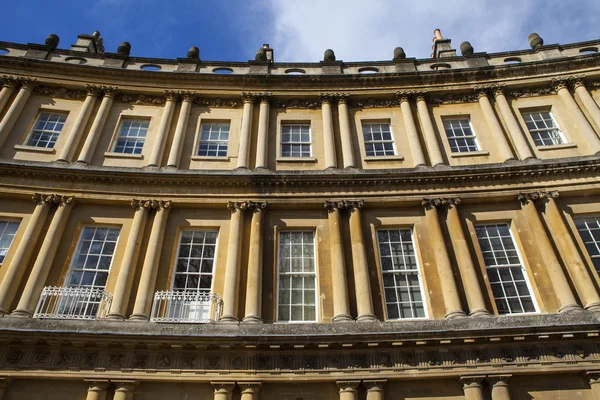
14, 144, 56, 154
104, 151, 144, 159
450, 150, 489, 158
536, 143, 577, 151
276, 157, 317, 163
191, 156, 230, 161
364, 155, 404, 162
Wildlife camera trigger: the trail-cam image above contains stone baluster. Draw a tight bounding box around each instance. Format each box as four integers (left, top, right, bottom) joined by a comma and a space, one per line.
112, 381, 139, 400
239, 382, 262, 400
325, 201, 352, 322
57, 86, 100, 162
475, 87, 515, 162
0, 78, 36, 149
320, 94, 338, 168
84, 380, 110, 400
166, 92, 194, 168
0, 76, 17, 116
586, 371, 600, 400
255, 95, 271, 169
77, 87, 116, 164
363, 380, 386, 400
0, 193, 53, 314
243, 201, 267, 323
12, 196, 75, 317
337, 94, 356, 168
491, 85, 534, 160
572, 77, 600, 134
220, 201, 248, 322
461, 376, 486, 400
397, 91, 426, 166
237, 94, 255, 169
415, 93, 444, 166
337, 381, 360, 400
147, 91, 178, 166
487, 375, 512, 400
422, 198, 467, 319
130, 200, 172, 320
212, 382, 236, 400
106, 199, 151, 319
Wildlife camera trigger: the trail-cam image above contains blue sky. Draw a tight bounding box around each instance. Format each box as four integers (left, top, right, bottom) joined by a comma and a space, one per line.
2, 1, 600, 63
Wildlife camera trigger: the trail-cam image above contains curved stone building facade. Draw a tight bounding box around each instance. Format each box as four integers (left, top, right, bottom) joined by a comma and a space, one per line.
0, 30, 598, 399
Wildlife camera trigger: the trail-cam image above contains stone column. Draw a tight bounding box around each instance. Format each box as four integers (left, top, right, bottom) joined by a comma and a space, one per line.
573, 78, 600, 134
337, 381, 360, 400
0, 76, 17, 116
130, 201, 172, 320
12, 196, 75, 317
586, 371, 600, 400
553, 78, 600, 153
0, 377, 11, 400
517, 192, 581, 313
325, 201, 352, 322
237, 94, 254, 169
320, 94, 338, 169
443, 198, 490, 317
487, 375, 512, 400
491, 86, 534, 160
220, 201, 247, 323
363, 380, 386, 400
0, 193, 53, 314
57, 86, 99, 162
345, 200, 377, 321
77, 87, 116, 164
255, 96, 270, 169
147, 91, 177, 167
397, 92, 426, 166
460, 376, 486, 400
166, 92, 194, 168
84, 380, 110, 400
0, 78, 36, 149
106, 200, 150, 319
243, 202, 267, 323
239, 382, 262, 400
112, 381, 139, 400
212, 382, 236, 400
476, 88, 514, 162
535, 191, 600, 311
422, 199, 466, 319
415, 93, 444, 166
337, 95, 356, 168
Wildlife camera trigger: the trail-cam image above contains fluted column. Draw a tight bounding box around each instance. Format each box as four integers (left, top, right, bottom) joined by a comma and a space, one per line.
84, 380, 110, 400
415, 93, 444, 166
345, 200, 376, 321
461, 376, 485, 400
517, 192, 581, 313
325, 201, 352, 323
0, 193, 53, 314
130, 201, 172, 320
534, 191, 600, 311
363, 380, 386, 400
397, 92, 426, 166
553, 78, 600, 153
320, 95, 337, 168
106, 200, 150, 319
237, 95, 254, 169
337, 95, 356, 168
220, 201, 247, 323
476, 89, 514, 162
573, 77, 600, 133
0, 76, 17, 116
147, 91, 177, 167
487, 375, 512, 400
57, 86, 99, 162
113, 381, 139, 400
442, 198, 490, 317
255, 96, 270, 169
243, 202, 267, 323
337, 381, 360, 400
0, 78, 36, 149
586, 371, 600, 400
422, 199, 466, 319
12, 196, 75, 317
239, 382, 262, 400
491, 86, 534, 160
212, 382, 235, 400
77, 87, 116, 164
166, 92, 193, 168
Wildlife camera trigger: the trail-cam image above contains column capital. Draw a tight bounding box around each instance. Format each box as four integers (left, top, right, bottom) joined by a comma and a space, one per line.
164, 90, 180, 101
17, 77, 37, 91
85, 85, 102, 97
363, 379, 386, 391
396, 90, 419, 102
343, 199, 364, 212
319, 92, 349, 104
241, 92, 270, 104
227, 201, 249, 213
422, 197, 461, 209
211, 381, 236, 393
84, 379, 110, 391
180, 91, 196, 102
551, 77, 569, 93
113, 380, 140, 392
473, 84, 494, 99
32, 193, 75, 206
517, 190, 559, 205
100, 86, 118, 99
486, 374, 511, 386
238, 381, 262, 394
1, 75, 17, 89
570, 74, 587, 90
460, 375, 486, 388
324, 200, 345, 212
337, 380, 360, 392
248, 201, 267, 212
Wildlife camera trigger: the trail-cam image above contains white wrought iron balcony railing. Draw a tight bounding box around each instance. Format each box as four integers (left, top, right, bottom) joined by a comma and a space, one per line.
150, 290, 223, 323
33, 286, 113, 320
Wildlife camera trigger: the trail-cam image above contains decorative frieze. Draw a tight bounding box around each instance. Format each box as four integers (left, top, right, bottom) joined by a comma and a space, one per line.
193, 97, 241, 108
113, 92, 165, 105
271, 98, 319, 109
34, 85, 85, 100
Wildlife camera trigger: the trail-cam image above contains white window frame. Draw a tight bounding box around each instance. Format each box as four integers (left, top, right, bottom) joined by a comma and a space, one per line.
375, 227, 428, 320
574, 216, 600, 275
170, 229, 218, 293
475, 223, 539, 315
276, 229, 318, 323
280, 123, 312, 158
361, 121, 396, 157
0, 219, 20, 265
196, 122, 230, 157
521, 110, 566, 147
25, 112, 67, 149
442, 118, 481, 153
112, 118, 149, 154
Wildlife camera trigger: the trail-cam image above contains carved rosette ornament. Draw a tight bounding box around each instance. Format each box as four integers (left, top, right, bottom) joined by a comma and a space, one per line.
227, 201, 249, 213
517, 190, 559, 205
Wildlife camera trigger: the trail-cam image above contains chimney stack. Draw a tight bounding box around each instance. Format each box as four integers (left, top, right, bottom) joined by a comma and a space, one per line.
431, 29, 456, 58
